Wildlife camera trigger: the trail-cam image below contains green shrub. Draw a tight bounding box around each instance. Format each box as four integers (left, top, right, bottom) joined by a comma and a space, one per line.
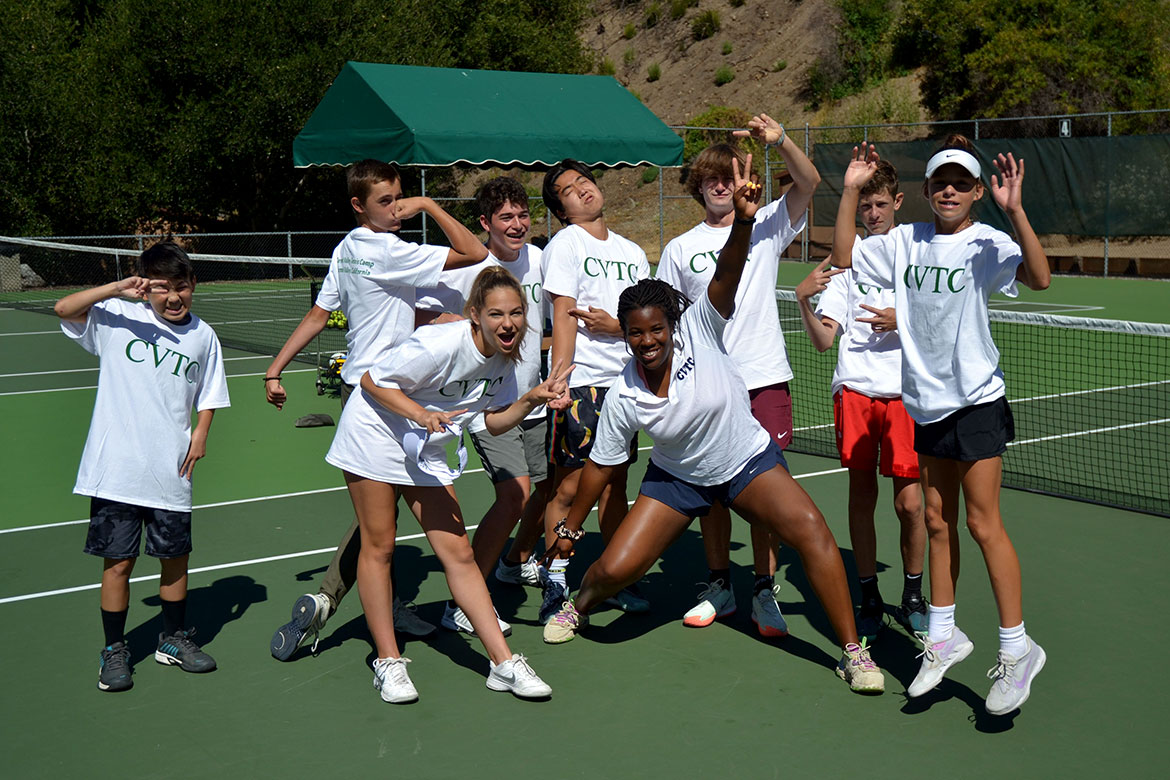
623, 23, 636, 39
623, 47, 637, 66
670, 0, 688, 20
644, 2, 661, 27
641, 167, 660, 185
714, 65, 735, 85
647, 62, 662, 82
683, 106, 763, 162
692, 9, 721, 40
598, 57, 616, 75
721, 41, 733, 55
773, 59, 787, 72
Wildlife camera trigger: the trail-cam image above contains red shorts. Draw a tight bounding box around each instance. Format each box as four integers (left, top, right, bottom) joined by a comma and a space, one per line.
833, 386, 920, 479
749, 382, 793, 451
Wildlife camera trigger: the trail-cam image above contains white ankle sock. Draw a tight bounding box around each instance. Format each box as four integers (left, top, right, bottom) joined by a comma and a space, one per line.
999, 622, 1027, 657
541, 559, 569, 588
927, 603, 956, 643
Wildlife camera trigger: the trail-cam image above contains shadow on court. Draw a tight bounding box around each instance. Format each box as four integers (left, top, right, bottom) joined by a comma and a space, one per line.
129, 574, 267, 665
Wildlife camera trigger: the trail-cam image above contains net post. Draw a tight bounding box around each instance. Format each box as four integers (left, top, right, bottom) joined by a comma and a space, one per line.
115, 252, 121, 280
287, 232, 293, 281
1104, 113, 1112, 278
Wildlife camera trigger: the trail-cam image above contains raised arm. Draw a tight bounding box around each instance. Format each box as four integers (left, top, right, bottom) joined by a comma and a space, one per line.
707, 154, 763, 318
53, 277, 167, 323
990, 153, 1051, 292
830, 144, 880, 269
733, 112, 820, 221
393, 197, 489, 270
264, 305, 330, 409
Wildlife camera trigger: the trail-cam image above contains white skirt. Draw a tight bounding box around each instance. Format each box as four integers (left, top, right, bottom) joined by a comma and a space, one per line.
325, 388, 460, 487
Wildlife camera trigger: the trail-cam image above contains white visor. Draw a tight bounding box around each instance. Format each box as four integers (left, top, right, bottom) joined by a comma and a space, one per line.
925, 149, 981, 179
401, 422, 468, 480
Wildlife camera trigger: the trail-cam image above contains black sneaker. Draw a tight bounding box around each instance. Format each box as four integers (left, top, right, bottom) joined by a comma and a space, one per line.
98, 641, 133, 692
156, 629, 217, 673
893, 591, 929, 634
855, 601, 886, 644
539, 581, 568, 625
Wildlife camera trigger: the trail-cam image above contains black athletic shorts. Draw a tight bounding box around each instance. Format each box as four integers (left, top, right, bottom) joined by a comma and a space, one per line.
83, 497, 193, 560
914, 396, 1014, 462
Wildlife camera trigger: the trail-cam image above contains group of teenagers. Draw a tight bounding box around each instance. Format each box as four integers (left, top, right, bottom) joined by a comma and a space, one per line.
62, 111, 1050, 716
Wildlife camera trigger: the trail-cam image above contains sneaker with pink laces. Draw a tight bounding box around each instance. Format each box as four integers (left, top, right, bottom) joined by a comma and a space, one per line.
836, 640, 886, 693
542, 600, 588, 644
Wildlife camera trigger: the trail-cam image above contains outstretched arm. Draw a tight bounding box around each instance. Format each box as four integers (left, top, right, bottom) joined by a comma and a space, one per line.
830, 144, 879, 269
707, 154, 763, 318
264, 305, 330, 409
990, 153, 1050, 291
359, 371, 466, 434
733, 113, 820, 221
540, 459, 616, 565
393, 197, 489, 270
483, 361, 575, 435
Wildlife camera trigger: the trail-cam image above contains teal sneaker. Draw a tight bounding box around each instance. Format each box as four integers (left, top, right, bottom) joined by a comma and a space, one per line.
156, 629, 217, 673
893, 592, 929, 634
603, 584, 650, 613
855, 600, 886, 643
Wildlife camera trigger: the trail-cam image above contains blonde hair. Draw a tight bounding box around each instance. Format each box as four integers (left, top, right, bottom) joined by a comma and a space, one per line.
465, 266, 527, 363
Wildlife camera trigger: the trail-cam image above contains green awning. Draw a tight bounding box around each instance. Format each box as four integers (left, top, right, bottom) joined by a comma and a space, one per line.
293, 62, 683, 168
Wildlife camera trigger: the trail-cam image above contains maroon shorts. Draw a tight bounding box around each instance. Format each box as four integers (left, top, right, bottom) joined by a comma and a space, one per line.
834, 386, 920, 479
749, 382, 793, 451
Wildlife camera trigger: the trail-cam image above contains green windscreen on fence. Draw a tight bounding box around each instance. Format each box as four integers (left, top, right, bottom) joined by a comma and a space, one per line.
812, 135, 1170, 236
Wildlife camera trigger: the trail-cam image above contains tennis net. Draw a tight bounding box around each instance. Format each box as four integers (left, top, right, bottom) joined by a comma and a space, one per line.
0, 235, 346, 360
777, 289, 1170, 517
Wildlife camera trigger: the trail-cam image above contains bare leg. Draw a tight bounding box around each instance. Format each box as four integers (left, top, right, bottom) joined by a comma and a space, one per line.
574, 496, 692, 613
960, 457, 1023, 628
919, 454, 962, 608
470, 475, 529, 579
343, 472, 400, 659
847, 469, 881, 579
891, 476, 926, 575
544, 465, 581, 548
750, 525, 779, 577
698, 503, 732, 570
402, 485, 512, 664
101, 558, 136, 612
597, 463, 631, 543
508, 478, 550, 563
731, 466, 859, 648
158, 555, 189, 602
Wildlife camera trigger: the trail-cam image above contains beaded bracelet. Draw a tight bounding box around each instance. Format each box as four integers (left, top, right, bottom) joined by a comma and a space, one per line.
554, 518, 585, 542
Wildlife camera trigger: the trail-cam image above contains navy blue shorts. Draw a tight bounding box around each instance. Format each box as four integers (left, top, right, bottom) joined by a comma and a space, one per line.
914, 395, 1015, 462
638, 441, 789, 518
83, 497, 193, 560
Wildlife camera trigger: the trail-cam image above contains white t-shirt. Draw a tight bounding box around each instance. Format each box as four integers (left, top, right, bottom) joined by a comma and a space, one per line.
61, 298, 231, 511
542, 224, 650, 389
850, 222, 1023, 424
815, 258, 904, 399
590, 291, 771, 486
655, 197, 805, 389
325, 321, 519, 486
314, 227, 448, 385
416, 245, 545, 429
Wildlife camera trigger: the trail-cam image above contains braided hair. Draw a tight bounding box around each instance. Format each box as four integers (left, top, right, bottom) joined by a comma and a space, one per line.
616, 278, 692, 338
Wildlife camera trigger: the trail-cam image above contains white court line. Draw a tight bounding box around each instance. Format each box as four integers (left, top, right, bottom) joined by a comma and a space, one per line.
0, 367, 314, 397
0, 329, 60, 337
1011, 378, 1170, 404
1008, 417, 1170, 447
0, 355, 273, 379
0, 466, 847, 605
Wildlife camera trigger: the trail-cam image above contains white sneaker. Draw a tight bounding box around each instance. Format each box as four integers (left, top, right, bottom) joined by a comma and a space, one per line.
487, 653, 552, 698
392, 596, 436, 637
495, 555, 541, 587
372, 656, 418, 703
836, 641, 886, 693
751, 584, 789, 638
985, 637, 1046, 715
907, 627, 975, 697
441, 603, 512, 637
682, 580, 736, 627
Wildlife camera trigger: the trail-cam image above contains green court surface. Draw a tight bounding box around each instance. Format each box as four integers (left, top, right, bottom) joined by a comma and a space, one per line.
1, 300, 1167, 780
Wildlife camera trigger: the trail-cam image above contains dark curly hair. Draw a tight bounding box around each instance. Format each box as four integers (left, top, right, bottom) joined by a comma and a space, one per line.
617, 278, 692, 337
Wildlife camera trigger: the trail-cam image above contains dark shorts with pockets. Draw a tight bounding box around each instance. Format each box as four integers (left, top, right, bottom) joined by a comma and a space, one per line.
84, 497, 193, 560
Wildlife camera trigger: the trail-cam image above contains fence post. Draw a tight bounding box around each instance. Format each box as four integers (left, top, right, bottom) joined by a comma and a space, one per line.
802, 123, 810, 263
1104, 113, 1112, 278
287, 232, 293, 281
974, 118, 980, 140
421, 169, 428, 244
658, 166, 665, 255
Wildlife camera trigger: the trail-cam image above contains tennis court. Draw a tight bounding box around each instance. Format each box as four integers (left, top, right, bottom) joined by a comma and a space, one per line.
1, 272, 1167, 779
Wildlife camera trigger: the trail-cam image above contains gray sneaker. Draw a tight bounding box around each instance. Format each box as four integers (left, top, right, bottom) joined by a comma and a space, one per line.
985, 638, 1046, 715
393, 596, 436, 637
156, 629, 217, 673
271, 593, 331, 661
98, 641, 133, 692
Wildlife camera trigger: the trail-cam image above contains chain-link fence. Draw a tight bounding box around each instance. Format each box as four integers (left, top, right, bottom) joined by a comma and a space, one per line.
6, 108, 1168, 281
